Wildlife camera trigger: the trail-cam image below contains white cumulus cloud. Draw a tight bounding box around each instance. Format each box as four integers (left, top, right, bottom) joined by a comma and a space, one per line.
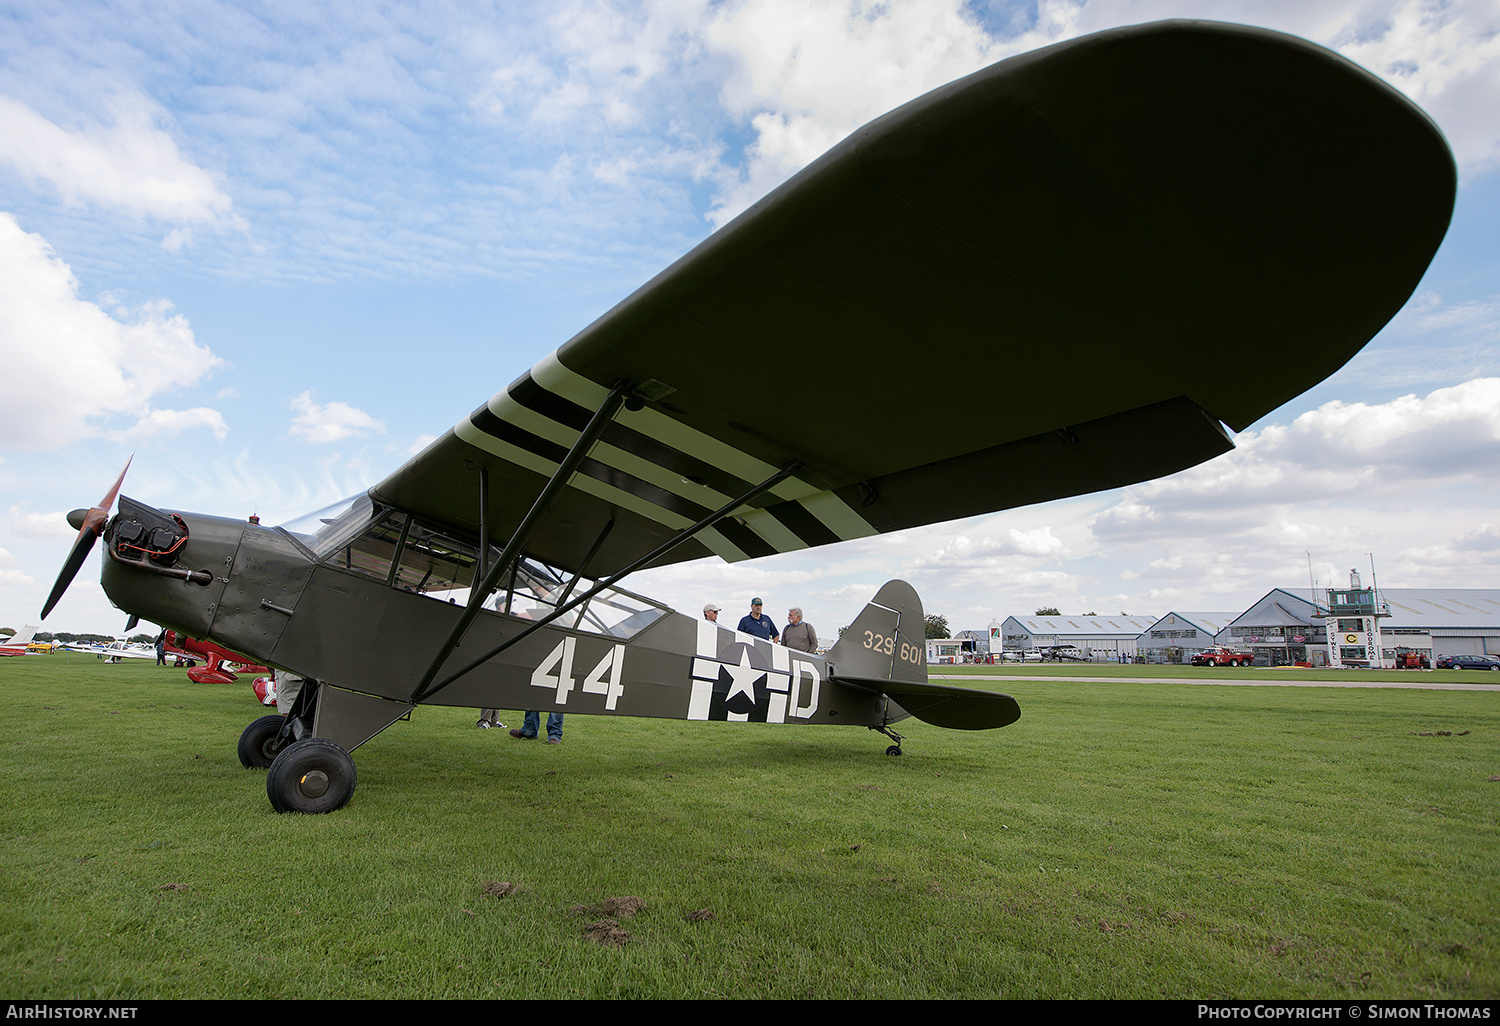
703, 0, 1017, 225
0, 214, 225, 449
288, 392, 386, 444
0, 92, 239, 227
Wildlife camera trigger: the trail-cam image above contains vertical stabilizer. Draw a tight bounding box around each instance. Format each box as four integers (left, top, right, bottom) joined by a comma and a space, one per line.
827, 580, 928, 685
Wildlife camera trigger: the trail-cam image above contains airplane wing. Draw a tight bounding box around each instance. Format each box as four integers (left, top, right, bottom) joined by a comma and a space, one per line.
371, 20, 1454, 579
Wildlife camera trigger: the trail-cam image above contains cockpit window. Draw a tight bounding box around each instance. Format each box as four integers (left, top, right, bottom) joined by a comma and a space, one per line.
328, 512, 406, 583
501, 557, 668, 638
278, 493, 383, 561
393, 521, 487, 596
283, 498, 671, 634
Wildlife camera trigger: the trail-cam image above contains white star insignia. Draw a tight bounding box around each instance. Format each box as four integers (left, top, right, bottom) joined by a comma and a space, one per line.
723, 646, 764, 708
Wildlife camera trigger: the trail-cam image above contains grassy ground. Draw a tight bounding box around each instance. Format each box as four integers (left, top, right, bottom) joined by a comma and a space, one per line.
932, 662, 1500, 684
2, 656, 1496, 999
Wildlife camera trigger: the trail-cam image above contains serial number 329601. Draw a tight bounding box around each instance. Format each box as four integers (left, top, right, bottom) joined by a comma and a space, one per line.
862, 630, 923, 665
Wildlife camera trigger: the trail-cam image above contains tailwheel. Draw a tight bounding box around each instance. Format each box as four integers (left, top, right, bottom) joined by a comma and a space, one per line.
870, 723, 905, 756
266, 739, 357, 813
238, 714, 289, 768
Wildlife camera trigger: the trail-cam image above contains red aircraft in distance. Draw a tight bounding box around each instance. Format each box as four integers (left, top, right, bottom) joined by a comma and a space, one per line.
0, 626, 41, 657
162, 630, 272, 687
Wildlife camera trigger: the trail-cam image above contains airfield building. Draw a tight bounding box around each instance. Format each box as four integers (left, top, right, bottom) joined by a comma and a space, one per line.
926, 638, 967, 664
1223, 588, 1500, 666
1135, 612, 1242, 664
993, 614, 1157, 662
953, 630, 990, 657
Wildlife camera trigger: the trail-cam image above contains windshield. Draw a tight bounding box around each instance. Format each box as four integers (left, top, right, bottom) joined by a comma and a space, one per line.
277, 493, 383, 560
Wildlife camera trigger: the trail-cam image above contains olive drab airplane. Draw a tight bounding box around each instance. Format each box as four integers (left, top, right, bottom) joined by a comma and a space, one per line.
42, 22, 1456, 813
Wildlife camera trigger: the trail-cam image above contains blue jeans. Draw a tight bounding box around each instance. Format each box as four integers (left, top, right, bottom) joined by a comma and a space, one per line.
522, 710, 563, 740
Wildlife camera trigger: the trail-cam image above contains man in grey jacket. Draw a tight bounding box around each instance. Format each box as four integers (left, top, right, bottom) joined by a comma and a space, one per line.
782, 607, 818, 653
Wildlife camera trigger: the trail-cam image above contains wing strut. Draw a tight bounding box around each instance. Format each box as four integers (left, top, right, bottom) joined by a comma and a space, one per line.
551, 517, 616, 610
410, 381, 631, 702
408, 460, 801, 704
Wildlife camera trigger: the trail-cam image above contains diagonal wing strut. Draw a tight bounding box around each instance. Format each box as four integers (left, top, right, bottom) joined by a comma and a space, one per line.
408, 460, 801, 705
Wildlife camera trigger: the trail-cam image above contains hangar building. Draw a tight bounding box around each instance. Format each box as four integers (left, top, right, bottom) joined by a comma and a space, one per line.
1222, 588, 1500, 666
1135, 612, 1241, 664
994, 613, 1157, 662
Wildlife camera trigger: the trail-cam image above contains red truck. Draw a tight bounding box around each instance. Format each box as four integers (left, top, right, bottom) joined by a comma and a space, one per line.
1190, 646, 1256, 667
1393, 647, 1431, 669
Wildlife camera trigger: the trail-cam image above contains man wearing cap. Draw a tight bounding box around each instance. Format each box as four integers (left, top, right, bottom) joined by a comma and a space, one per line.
703, 603, 721, 622
737, 598, 780, 642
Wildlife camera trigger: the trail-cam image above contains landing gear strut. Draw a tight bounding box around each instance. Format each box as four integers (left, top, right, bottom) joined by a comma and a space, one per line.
871, 724, 905, 756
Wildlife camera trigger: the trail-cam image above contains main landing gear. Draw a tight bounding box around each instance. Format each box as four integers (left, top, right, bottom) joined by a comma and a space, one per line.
235, 680, 359, 814
238, 715, 288, 768
265, 738, 357, 814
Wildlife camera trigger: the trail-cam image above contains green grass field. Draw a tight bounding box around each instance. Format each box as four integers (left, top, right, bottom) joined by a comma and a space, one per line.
2, 655, 1496, 999
932, 661, 1500, 683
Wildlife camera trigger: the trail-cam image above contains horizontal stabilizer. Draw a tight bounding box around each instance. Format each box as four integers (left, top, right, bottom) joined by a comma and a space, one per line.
837, 676, 1021, 731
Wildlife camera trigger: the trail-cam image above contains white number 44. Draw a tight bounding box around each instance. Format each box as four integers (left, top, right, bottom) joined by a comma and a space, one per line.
531, 639, 625, 710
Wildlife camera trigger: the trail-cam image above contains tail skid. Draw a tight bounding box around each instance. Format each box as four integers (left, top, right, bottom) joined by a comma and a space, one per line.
829, 581, 1021, 732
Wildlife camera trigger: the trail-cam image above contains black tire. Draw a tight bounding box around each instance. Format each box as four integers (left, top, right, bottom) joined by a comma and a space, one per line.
266, 739, 357, 814
238, 714, 287, 768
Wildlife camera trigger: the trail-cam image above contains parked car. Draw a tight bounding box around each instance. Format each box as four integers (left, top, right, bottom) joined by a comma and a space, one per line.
1190, 646, 1256, 667
1435, 654, 1500, 670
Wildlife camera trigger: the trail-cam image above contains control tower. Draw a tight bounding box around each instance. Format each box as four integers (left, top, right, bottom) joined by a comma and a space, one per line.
1323, 569, 1391, 668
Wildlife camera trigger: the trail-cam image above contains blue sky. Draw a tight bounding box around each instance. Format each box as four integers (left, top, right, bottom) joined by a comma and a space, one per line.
2, 0, 1498, 638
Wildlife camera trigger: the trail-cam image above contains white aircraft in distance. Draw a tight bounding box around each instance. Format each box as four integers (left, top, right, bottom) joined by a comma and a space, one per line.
59, 639, 157, 661
0, 625, 41, 657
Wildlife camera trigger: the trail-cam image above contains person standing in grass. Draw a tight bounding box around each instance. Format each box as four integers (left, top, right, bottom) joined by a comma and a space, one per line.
511, 711, 563, 745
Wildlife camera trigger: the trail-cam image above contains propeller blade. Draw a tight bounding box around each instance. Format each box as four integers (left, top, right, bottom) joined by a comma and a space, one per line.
97, 455, 132, 513
41, 525, 99, 620
40, 456, 133, 621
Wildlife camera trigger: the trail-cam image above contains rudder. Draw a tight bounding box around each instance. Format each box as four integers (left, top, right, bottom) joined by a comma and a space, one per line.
827, 580, 927, 685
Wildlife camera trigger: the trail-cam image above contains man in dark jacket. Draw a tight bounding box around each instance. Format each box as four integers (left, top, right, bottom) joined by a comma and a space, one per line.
737, 598, 779, 642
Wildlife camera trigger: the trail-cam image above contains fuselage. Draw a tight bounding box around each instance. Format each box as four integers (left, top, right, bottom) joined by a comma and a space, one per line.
100, 495, 894, 731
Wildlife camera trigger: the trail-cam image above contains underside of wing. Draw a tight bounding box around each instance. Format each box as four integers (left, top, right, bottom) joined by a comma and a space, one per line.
373, 20, 1455, 577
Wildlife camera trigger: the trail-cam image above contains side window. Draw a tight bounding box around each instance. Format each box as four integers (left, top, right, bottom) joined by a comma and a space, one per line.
326, 511, 406, 583
393, 521, 486, 597
502, 560, 584, 629
575, 588, 666, 639
492, 558, 667, 637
